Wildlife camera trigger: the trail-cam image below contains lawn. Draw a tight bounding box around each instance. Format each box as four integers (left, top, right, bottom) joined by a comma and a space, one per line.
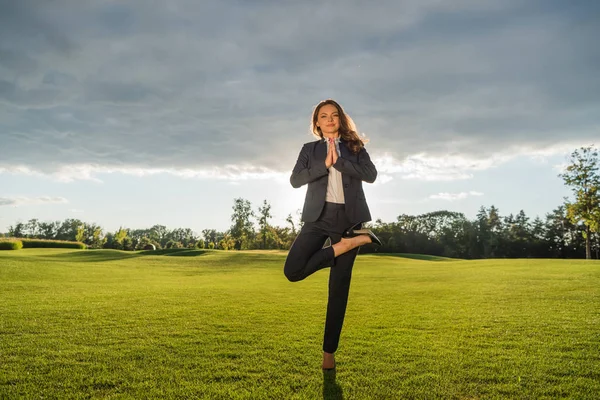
1, 249, 599, 399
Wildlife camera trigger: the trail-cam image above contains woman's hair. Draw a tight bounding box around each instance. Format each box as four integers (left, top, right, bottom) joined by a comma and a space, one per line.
311, 99, 368, 154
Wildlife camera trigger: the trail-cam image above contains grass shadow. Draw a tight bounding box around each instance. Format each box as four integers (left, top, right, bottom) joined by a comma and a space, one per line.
137, 249, 210, 257
42, 248, 211, 262
20, 248, 457, 264
368, 252, 462, 262
43, 249, 139, 262
322, 369, 344, 399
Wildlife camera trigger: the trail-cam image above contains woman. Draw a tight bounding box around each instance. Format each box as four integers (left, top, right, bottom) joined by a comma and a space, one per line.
283, 99, 381, 371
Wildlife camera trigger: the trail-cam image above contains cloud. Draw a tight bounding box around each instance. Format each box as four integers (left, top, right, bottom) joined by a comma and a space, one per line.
373, 174, 394, 185
552, 162, 569, 174
0, 0, 598, 180
429, 191, 484, 201
0, 196, 69, 207
0, 164, 287, 183
374, 153, 509, 182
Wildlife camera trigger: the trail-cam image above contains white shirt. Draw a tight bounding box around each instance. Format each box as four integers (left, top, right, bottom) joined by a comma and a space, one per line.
324, 137, 345, 204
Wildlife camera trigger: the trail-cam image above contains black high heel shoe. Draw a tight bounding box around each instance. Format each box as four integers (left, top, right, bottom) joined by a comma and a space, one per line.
342, 222, 382, 246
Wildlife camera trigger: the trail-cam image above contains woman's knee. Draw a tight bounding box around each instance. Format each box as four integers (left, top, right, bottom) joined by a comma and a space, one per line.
284, 268, 303, 282
283, 258, 304, 282
285, 272, 302, 282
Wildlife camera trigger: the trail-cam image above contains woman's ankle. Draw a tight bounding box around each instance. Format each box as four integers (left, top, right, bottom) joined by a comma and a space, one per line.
332, 238, 353, 257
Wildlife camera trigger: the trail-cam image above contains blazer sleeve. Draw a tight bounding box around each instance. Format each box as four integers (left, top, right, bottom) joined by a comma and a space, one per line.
290, 144, 329, 188
332, 147, 377, 183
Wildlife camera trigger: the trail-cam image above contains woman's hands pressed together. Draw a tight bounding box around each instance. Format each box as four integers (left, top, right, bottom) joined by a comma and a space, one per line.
332, 140, 339, 165
325, 137, 339, 169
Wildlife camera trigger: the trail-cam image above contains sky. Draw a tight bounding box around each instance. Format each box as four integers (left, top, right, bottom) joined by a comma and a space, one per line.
0, 0, 599, 235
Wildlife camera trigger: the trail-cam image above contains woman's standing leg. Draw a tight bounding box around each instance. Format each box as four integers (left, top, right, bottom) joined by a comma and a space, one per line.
322, 233, 360, 354
322, 215, 363, 358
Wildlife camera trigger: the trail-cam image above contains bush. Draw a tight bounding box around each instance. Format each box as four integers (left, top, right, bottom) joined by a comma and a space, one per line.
135, 237, 160, 251
0, 239, 23, 250
20, 238, 86, 249
207, 242, 215, 249
122, 237, 134, 251
165, 240, 183, 249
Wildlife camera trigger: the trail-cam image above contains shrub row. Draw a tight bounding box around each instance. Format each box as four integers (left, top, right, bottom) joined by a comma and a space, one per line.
0, 238, 86, 250
0, 239, 23, 250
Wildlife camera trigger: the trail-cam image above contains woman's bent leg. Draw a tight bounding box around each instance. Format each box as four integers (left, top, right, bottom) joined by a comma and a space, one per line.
283, 222, 332, 282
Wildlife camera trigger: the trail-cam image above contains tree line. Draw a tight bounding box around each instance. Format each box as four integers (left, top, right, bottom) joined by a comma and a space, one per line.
1, 198, 300, 252
2, 146, 599, 259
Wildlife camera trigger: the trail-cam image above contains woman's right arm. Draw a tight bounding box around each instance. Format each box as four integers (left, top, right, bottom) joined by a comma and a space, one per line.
290, 144, 329, 188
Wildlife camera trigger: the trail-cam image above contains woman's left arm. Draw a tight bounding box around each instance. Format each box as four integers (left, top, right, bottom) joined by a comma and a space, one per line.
333, 147, 377, 183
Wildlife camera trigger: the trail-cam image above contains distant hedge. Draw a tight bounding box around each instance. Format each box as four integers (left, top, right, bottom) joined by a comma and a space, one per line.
0, 239, 23, 250
0, 238, 86, 250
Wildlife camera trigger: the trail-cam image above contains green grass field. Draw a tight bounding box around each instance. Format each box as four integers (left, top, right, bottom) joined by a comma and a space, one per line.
1, 249, 599, 399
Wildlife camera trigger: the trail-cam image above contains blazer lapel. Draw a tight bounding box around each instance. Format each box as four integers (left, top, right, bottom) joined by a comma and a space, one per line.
339, 139, 350, 159
316, 139, 327, 166
339, 139, 351, 187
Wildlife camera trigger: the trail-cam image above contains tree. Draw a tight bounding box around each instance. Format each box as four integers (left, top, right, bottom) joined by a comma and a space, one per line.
25, 219, 40, 238
112, 227, 129, 250
202, 229, 218, 245
168, 227, 196, 247
271, 225, 293, 249
486, 205, 503, 257
122, 237, 134, 251
257, 199, 272, 249
136, 236, 158, 250
286, 213, 297, 236
218, 234, 235, 250
56, 219, 85, 241
8, 222, 25, 238
82, 223, 104, 248
530, 216, 548, 257
103, 232, 115, 249
148, 225, 168, 247
559, 145, 600, 259
229, 198, 255, 250
545, 206, 569, 258
165, 239, 183, 249
38, 221, 60, 239
75, 225, 85, 243
475, 206, 490, 258
488, 206, 502, 233
509, 210, 532, 257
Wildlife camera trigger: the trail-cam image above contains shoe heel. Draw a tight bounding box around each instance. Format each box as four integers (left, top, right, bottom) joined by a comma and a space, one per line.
343, 222, 363, 237
351, 229, 383, 246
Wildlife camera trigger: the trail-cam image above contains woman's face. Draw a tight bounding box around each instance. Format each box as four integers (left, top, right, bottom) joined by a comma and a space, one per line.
316, 104, 340, 136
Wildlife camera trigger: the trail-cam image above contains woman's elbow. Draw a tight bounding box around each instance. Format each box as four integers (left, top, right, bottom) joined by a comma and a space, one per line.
365, 168, 377, 184
290, 176, 302, 188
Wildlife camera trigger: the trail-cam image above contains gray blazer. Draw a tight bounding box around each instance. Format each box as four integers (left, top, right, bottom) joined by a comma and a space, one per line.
290, 138, 377, 224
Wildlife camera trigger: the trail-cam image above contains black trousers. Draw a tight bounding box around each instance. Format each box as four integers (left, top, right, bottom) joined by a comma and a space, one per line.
283, 202, 362, 353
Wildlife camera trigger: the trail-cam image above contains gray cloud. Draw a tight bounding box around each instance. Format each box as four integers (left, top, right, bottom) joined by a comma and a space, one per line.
0, 0, 598, 177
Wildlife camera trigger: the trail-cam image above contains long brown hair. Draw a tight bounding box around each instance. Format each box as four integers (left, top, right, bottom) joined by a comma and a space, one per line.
311, 99, 367, 154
